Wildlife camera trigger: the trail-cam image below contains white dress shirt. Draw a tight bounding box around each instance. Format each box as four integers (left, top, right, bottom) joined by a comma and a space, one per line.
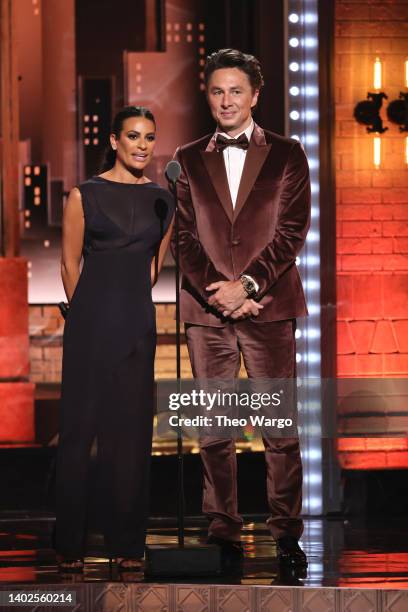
215, 120, 254, 209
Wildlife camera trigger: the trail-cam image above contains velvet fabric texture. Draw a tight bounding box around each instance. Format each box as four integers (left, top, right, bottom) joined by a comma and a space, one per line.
185, 320, 303, 541
172, 123, 311, 327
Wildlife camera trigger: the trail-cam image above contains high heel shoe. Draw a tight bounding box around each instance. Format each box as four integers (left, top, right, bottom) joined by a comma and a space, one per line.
56, 555, 84, 573
115, 557, 143, 572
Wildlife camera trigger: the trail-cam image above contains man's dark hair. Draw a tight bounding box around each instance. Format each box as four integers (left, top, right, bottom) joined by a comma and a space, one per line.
204, 48, 264, 91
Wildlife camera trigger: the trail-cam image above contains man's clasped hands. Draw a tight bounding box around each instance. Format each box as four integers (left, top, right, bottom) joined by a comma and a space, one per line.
205, 280, 264, 320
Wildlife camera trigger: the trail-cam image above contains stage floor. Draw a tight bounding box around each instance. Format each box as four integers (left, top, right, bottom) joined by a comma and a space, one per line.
0, 515, 407, 591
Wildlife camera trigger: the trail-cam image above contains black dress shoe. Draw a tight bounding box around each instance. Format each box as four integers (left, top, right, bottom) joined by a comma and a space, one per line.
206, 535, 243, 557
276, 536, 307, 568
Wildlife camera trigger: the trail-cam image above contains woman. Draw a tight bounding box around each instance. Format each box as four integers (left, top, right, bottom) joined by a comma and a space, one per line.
55, 106, 174, 573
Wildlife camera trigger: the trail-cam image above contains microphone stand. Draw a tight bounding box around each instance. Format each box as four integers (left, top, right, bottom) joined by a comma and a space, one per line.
144, 163, 221, 578
171, 176, 185, 547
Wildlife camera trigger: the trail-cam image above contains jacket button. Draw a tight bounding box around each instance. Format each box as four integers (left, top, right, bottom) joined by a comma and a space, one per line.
231, 238, 240, 246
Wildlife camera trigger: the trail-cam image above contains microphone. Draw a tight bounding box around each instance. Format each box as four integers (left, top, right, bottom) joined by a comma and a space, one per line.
165, 160, 181, 184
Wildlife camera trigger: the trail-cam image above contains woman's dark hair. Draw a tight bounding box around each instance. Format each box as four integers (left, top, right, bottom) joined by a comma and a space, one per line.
204, 48, 264, 92
100, 106, 156, 171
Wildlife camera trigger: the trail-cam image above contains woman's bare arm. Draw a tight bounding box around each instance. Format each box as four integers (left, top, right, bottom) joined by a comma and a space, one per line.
151, 215, 175, 287
61, 187, 84, 302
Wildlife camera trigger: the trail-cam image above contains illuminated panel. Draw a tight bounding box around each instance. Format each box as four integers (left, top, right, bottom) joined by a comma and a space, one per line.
287, 0, 322, 517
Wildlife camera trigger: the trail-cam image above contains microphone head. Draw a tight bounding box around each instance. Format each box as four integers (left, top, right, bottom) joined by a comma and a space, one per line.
165, 160, 181, 183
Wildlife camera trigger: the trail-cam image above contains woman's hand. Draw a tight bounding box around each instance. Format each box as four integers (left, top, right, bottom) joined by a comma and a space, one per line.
151, 215, 175, 286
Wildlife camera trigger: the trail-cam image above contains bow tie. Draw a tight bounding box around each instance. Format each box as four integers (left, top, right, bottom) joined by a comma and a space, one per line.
215, 133, 249, 152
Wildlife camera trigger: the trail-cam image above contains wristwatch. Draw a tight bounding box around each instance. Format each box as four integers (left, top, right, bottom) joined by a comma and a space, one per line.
240, 275, 258, 298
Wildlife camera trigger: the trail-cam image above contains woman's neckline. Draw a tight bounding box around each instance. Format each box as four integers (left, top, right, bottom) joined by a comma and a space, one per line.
94, 175, 158, 186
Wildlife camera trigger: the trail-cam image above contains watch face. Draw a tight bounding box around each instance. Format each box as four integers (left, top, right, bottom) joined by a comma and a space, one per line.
241, 276, 256, 296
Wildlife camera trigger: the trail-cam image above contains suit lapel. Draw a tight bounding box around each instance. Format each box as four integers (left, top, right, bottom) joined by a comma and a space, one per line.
233, 124, 271, 220
198, 123, 271, 224
200, 149, 234, 223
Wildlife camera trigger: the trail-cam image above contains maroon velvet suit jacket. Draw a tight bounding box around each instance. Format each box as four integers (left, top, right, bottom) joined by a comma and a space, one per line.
172, 123, 311, 327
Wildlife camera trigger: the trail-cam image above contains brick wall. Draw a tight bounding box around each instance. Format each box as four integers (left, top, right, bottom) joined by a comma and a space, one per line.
335, 0, 408, 378
29, 304, 193, 382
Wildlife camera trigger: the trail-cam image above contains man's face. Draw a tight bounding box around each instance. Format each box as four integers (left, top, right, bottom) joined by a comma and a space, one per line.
206, 67, 259, 136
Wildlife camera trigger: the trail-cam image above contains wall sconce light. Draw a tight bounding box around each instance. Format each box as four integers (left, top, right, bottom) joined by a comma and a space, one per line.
354, 57, 388, 134
386, 92, 408, 132
354, 92, 388, 134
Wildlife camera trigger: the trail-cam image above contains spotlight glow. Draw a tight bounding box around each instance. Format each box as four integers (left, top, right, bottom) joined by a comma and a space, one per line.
305, 109, 319, 121
307, 304, 320, 314
290, 86, 300, 96
289, 62, 300, 71
289, 37, 299, 48
304, 61, 318, 72
289, 13, 299, 23
306, 328, 320, 339
307, 230, 319, 242
305, 135, 318, 145
290, 110, 300, 120
304, 37, 317, 48
305, 86, 318, 97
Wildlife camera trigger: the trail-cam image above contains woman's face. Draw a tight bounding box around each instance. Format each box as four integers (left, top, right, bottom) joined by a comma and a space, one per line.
110, 116, 156, 171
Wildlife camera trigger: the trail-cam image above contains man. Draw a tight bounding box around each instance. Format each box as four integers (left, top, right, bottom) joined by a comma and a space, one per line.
172, 49, 310, 568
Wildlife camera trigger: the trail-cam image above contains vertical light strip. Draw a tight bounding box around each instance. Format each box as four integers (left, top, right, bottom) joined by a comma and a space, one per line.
374, 136, 381, 168
286, 0, 323, 518
373, 57, 382, 90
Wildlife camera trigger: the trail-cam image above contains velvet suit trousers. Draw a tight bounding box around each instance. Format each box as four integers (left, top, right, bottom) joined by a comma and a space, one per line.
185, 319, 303, 542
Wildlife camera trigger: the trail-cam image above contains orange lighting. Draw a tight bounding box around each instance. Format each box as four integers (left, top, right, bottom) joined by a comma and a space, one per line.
373, 136, 381, 168
405, 59, 408, 88
374, 57, 382, 90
